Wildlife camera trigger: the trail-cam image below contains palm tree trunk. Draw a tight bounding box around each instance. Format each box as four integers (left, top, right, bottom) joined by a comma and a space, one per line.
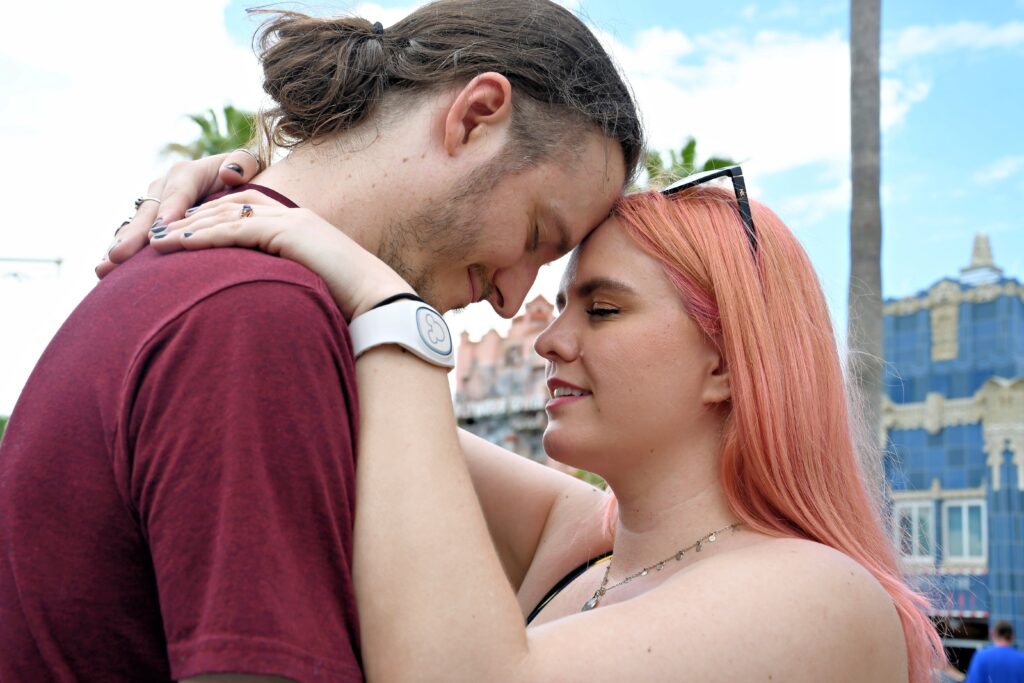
849, 0, 885, 506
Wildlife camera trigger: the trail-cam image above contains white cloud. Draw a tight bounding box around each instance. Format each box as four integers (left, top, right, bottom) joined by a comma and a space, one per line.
881, 78, 931, 129
596, 28, 855, 176
741, 5, 758, 21
779, 175, 851, 227
885, 20, 1024, 68
974, 156, 1024, 184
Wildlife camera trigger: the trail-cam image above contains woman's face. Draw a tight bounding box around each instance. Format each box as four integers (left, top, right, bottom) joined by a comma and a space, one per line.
534, 217, 730, 474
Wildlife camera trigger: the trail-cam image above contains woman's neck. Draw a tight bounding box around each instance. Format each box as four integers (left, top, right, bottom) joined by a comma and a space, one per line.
602, 427, 746, 581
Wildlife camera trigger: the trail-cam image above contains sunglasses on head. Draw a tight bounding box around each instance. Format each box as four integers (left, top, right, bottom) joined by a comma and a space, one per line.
661, 165, 758, 255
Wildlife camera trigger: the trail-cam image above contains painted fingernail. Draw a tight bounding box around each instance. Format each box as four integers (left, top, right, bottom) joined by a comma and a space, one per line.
107, 240, 122, 256
152, 234, 167, 240
225, 163, 243, 174
182, 232, 194, 238
115, 220, 130, 235
151, 218, 164, 229
185, 207, 200, 216
150, 225, 167, 235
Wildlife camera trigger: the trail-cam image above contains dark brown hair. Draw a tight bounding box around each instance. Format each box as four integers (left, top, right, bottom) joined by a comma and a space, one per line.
253, 0, 643, 179
994, 620, 1014, 641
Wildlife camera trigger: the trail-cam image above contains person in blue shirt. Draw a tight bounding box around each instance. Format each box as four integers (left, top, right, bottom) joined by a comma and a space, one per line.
966, 621, 1024, 683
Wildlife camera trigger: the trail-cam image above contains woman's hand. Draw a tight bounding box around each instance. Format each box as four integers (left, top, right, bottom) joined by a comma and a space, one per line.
150, 194, 412, 320
97, 150, 260, 279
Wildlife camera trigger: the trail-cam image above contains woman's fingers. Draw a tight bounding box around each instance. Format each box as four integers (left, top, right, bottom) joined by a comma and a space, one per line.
97, 175, 166, 278
96, 154, 232, 278
174, 189, 281, 219
218, 149, 260, 186
150, 202, 290, 255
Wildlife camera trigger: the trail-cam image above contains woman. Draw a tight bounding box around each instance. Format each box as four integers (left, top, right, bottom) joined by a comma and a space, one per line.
124, 175, 943, 681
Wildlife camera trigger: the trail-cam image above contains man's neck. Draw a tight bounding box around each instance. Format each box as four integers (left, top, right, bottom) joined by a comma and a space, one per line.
246, 101, 444, 258
249, 146, 392, 256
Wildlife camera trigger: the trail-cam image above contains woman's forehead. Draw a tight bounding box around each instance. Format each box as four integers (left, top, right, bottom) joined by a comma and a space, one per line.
557, 217, 657, 297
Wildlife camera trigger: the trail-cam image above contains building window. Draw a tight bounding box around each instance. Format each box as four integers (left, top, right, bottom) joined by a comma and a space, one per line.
943, 500, 986, 562
895, 501, 933, 562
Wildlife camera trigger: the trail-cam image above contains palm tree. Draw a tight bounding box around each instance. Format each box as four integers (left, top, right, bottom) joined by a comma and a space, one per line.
163, 105, 257, 159
848, 0, 885, 504
642, 137, 737, 190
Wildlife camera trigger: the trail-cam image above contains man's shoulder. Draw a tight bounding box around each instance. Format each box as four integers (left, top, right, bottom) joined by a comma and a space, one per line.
120, 246, 324, 291
108, 247, 342, 325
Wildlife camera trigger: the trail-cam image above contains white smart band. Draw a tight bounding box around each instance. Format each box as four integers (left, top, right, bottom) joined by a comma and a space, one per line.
348, 298, 455, 370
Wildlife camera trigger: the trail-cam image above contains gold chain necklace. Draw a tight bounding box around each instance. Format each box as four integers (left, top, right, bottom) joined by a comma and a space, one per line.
581, 522, 743, 612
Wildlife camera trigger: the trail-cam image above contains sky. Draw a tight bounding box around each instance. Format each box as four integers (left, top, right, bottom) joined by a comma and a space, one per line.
1, 0, 1022, 415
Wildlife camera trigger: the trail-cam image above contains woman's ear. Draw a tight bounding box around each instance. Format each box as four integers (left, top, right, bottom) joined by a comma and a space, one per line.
702, 347, 732, 406
442, 72, 513, 157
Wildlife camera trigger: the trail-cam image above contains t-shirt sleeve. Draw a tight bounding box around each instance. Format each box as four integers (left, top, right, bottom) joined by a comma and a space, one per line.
121, 280, 362, 682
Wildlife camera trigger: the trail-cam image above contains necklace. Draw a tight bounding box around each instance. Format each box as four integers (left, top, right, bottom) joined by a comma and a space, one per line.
581, 522, 743, 612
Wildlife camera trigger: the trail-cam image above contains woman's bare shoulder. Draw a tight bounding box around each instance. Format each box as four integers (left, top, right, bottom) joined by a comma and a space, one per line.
670, 535, 909, 680
522, 535, 910, 682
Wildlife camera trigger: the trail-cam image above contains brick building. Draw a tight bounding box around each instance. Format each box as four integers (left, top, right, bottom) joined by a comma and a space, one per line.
454, 296, 554, 463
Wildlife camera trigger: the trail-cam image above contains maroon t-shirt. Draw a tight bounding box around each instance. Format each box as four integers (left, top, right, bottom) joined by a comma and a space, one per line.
0, 186, 363, 681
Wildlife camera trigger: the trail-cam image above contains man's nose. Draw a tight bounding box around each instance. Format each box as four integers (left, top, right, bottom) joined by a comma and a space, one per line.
488, 261, 541, 319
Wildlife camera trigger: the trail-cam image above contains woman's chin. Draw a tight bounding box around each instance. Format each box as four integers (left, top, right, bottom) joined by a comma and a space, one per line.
542, 426, 611, 473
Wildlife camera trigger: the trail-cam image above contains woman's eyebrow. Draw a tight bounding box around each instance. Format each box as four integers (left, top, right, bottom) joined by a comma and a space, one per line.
556, 276, 637, 311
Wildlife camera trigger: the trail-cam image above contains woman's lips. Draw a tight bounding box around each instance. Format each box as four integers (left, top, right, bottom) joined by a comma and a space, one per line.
545, 393, 590, 410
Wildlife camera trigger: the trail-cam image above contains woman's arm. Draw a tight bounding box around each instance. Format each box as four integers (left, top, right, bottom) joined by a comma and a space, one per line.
459, 429, 612, 600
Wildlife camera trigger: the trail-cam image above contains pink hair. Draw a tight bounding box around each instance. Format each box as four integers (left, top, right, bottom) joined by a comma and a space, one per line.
610, 187, 943, 683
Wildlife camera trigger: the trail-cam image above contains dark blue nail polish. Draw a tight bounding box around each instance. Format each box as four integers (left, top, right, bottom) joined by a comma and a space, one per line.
225, 163, 243, 174
153, 234, 167, 240
185, 207, 199, 216
151, 218, 164, 229
150, 225, 167, 235
183, 232, 193, 238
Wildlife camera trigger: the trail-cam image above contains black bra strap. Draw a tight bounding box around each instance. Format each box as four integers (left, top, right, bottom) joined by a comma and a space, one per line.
526, 552, 612, 625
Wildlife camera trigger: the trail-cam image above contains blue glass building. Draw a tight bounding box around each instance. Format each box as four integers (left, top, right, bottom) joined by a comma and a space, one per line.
883, 234, 1024, 665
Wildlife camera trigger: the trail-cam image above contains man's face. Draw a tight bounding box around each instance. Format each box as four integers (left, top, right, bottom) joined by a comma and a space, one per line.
378, 133, 626, 318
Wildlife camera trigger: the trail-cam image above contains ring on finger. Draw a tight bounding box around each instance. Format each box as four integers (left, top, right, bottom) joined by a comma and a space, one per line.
240, 204, 254, 219
135, 196, 162, 210
234, 148, 263, 171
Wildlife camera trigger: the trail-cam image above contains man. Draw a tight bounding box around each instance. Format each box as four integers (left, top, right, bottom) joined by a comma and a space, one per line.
0, 1, 641, 681
966, 621, 1024, 683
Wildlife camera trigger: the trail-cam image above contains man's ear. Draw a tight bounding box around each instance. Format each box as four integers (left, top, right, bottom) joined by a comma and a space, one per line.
702, 347, 732, 406
442, 72, 513, 157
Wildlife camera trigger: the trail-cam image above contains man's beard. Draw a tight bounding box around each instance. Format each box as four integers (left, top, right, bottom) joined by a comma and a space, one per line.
377, 163, 503, 311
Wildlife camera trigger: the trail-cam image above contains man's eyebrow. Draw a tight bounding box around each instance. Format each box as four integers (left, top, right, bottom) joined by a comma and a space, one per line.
556, 276, 637, 311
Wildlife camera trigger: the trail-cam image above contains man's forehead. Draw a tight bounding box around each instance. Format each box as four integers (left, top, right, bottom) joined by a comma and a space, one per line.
548, 136, 626, 251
